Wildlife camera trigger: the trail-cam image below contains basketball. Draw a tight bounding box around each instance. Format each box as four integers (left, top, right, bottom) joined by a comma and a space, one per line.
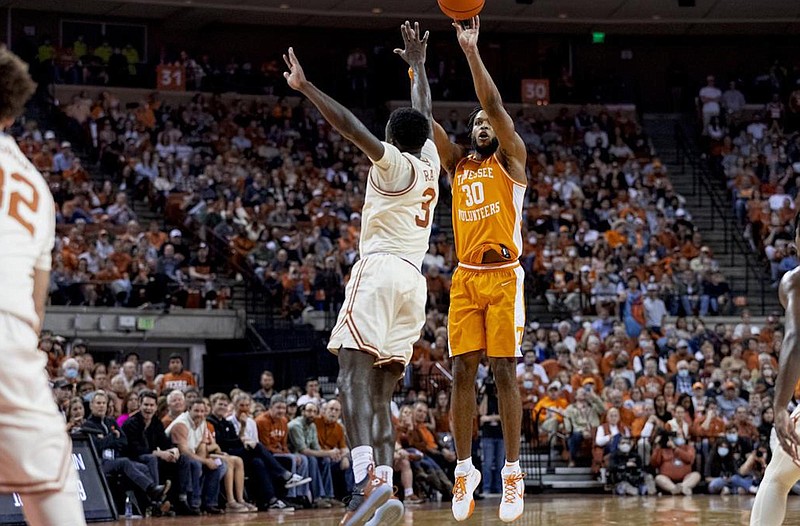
438, 0, 484, 20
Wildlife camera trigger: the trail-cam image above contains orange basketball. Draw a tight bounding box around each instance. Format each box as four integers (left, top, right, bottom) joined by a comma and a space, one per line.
438, 0, 485, 20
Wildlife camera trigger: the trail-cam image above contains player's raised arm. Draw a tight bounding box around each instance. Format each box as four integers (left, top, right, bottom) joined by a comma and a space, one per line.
454, 16, 526, 179
394, 21, 432, 133
774, 269, 800, 458
432, 120, 464, 176
283, 47, 384, 162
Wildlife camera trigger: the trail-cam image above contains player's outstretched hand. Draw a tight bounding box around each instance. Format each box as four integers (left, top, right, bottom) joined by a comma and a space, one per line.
453, 16, 479, 53
775, 408, 800, 465
283, 47, 308, 92
394, 21, 429, 67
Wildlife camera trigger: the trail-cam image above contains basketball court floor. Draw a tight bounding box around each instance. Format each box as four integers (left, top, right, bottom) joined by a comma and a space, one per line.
94, 494, 800, 525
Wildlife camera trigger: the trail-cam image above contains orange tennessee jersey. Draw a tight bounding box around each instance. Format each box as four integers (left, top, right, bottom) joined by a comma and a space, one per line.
452, 153, 526, 265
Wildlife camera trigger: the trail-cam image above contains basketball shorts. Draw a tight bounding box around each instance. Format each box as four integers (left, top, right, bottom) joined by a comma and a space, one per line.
448, 261, 525, 358
0, 312, 75, 493
328, 254, 427, 367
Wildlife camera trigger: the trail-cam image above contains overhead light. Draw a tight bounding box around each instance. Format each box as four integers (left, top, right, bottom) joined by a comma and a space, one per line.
558, 13, 568, 19
371, 7, 382, 14
279, 3, 290, 8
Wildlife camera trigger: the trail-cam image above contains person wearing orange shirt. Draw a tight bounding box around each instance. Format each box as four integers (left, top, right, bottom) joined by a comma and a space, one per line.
255, 394, 311, 503
158, 354, 196, 393
533, 382, 569, 437
540, 344, 572, 381
315, 400, 354, 495
636, 357, 666, 399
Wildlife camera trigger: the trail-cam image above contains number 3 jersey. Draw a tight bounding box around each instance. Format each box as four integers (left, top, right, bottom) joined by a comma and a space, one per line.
0, 134, 55, 328
452, 152, 525, 265
360, 139, 440, 269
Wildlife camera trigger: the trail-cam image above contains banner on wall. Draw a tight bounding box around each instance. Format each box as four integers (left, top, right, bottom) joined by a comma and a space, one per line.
0, 436, 117, 524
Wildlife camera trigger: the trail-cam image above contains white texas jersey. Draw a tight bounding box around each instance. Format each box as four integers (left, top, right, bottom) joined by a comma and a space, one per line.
0, 133, 55, 328
362, 139, 440, 269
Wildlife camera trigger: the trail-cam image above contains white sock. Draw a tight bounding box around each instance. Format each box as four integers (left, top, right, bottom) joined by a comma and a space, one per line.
502, 460, 521, 475
375, 465, 393, 485
404, 487, 414, 498
455, 457, 474, 476
352, 445, 374, 483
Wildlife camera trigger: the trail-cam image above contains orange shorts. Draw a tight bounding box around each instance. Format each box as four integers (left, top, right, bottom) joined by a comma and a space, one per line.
448, 261, 526, 358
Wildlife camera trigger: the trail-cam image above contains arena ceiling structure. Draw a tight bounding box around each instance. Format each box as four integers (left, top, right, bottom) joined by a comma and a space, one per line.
6, 0, 800, 34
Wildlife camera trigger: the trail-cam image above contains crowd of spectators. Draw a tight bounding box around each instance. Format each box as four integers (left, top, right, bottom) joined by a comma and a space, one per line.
45, 306, 791, 511
14, 119, 231, 310
46, 86, 739, 325
409, 308, 787, 497
700, 74, 800, 286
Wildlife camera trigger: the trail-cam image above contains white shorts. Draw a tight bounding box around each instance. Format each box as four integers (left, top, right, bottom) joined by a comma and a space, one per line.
0, 312, 74, 493
328, 254, 427, 367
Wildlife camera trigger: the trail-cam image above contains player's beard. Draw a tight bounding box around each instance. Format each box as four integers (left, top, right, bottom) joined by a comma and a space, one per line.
473, 136, 499, 157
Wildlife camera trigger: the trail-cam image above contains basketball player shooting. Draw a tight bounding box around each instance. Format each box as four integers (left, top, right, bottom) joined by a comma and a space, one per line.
431, 16, 528, 523
284, 21, 440, 526
751, 215, 800, 525
0, 48, 86, 526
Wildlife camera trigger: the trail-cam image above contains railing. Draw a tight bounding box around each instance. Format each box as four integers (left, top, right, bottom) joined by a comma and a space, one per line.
673, 123, 770, 315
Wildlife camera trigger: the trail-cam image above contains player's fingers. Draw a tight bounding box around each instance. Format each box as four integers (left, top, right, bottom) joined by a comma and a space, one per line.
283, 72, 290, 80
393, 48, 403, 56
452, 20, 461, 32
422, 30, 430, 44
414, 21, 420, 37
288, 47, 298, 63
475, 15, 480, 29
283, 54, 291, 68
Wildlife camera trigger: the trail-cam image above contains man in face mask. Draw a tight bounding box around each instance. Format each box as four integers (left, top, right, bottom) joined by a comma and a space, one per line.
609, 436, 647, 496
673, 360, 695, 395
62, 358, 81, 385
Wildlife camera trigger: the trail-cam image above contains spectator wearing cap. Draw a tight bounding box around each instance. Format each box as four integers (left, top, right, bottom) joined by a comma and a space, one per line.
158, 354, 196, 393
716, 381, 747, 421
52, 141, 74, 173
533, 381, 569, 437
667, 339, 692, 375
690, 381, 709, 410
52, 379, 75, 417
167, 229, 190, 260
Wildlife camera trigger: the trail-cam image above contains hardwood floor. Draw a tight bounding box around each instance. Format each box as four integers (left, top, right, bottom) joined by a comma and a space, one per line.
93, 494, 800, 525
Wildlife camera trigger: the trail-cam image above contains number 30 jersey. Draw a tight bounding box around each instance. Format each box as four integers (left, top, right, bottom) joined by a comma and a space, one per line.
361, 139, 440, 269
0, 134, 55, 328
452, 152, 525, 266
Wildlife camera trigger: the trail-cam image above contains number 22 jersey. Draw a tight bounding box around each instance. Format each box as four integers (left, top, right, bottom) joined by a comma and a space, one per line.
0, 134, 55, 328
